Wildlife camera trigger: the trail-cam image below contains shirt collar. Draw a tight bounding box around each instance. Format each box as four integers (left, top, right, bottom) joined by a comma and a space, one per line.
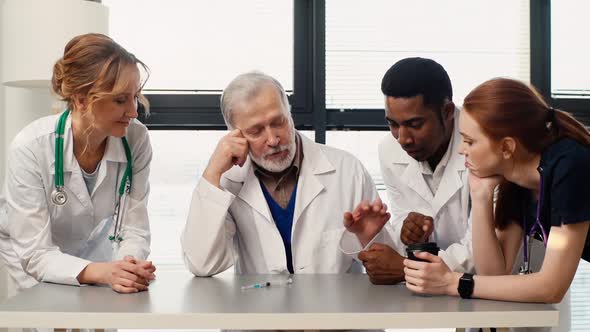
418, 128, 455, 175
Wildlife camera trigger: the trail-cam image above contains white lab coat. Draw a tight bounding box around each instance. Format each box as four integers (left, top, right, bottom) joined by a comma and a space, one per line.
0, 113, 152, 294
181, 133, 378, 276
378, 109, 474, 272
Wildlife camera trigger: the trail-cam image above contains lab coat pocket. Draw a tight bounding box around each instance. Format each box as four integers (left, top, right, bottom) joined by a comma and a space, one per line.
321, 228, 344, 247
317, 228, 349, 272
76, 216, 114, 262
50, 206, 87, 241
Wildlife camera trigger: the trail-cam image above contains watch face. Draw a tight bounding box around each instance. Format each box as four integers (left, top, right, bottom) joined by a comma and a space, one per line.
458, 274, 474, 298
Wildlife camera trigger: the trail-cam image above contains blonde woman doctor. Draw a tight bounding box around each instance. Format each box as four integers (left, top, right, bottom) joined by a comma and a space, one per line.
0, 33, 155, 297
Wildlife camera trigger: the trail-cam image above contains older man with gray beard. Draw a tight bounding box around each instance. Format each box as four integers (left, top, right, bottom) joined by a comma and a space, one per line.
181, 72, 389, 276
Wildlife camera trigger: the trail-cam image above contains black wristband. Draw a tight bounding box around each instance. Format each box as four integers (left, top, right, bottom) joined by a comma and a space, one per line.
458, 273, 474, 299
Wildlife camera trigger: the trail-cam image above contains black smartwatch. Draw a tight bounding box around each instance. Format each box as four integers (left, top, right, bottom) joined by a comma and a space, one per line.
458, 273, 474, 299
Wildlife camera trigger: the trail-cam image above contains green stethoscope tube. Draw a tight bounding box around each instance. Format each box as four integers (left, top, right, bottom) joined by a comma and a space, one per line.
52, 109, 133, 242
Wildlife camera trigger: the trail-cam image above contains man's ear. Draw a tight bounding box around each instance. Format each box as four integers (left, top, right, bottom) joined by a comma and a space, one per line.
501, 137, 517, 160
442, 100, 455, 122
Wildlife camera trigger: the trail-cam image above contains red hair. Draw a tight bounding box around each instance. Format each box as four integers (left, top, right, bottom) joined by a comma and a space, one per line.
463, 78, 590, 229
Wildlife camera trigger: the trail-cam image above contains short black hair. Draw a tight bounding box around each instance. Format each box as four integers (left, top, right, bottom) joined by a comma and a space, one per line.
381, 57, 452, 110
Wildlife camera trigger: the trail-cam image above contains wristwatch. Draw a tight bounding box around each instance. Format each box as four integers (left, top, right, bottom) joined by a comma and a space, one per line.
458, 273, 474, 299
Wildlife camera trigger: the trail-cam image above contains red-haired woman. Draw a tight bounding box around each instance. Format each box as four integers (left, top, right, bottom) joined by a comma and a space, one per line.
403, 78, 590, 310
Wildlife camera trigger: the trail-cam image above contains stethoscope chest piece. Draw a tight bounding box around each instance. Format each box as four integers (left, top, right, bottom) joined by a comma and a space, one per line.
52, 110, 133, 243
51, 187, 68, 206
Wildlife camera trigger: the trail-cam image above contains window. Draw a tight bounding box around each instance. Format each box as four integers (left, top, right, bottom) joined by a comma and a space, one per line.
104, 0, 294, 92
532, 0, 590, 124
325, 0, 530, 110
326, 131, 389, 201
551, 0, 590, 98
103, 0, 311, 129
147, 131, 225, 268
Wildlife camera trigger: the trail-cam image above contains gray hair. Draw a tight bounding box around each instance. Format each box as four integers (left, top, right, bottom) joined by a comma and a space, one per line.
220, 71, 291, 129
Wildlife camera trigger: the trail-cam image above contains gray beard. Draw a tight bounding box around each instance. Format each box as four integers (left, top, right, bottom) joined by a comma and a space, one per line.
249, 130, 297, 173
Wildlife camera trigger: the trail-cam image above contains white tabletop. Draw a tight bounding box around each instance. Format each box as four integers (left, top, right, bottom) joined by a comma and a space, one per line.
0, 271, 558, 329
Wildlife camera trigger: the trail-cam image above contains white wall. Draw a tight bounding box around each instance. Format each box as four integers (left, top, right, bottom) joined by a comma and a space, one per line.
4, 87, 55, 143
0, 0, 56, 309
0, 0, 6, 190
0, 3, 11, 328
1, 88, 56, 191
0, 0, 7, 310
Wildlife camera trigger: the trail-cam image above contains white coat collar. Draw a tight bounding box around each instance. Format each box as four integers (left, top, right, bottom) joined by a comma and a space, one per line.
49, 114, 131, 206
430, 125, 466, 216
391, 108, 466, 213
224, 132, 335, 223
50, 115, 129, 174
46, 115, 79, 175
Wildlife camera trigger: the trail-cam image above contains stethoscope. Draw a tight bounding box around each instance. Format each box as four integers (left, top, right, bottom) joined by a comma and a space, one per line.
50, 110, 133, 243
519, 168, 549, 274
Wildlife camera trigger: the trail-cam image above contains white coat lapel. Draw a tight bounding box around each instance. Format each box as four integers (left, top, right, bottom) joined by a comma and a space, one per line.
292, 135, 334, 225
53, 118, 93, 210
399, 159, 434, 203
234, 159, 273, 222
431, 153, 464, 217
92, 136, 127, 199
432, 110, 466, 217
61, 169, 92, 210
